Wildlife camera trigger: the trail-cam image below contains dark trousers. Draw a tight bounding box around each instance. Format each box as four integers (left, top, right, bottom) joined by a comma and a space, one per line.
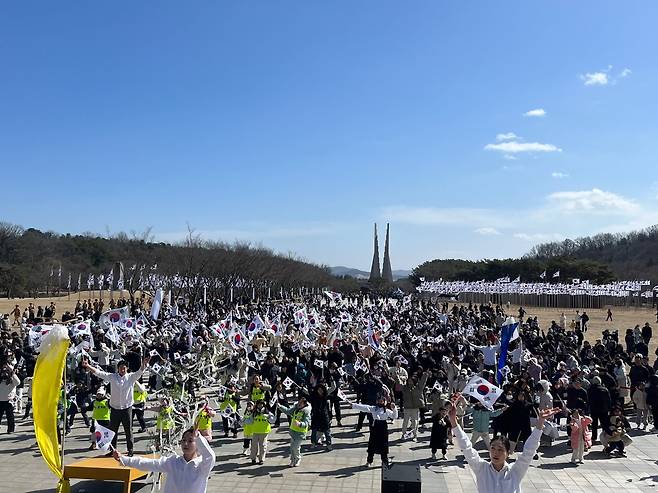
0, 401, 15, 433
110, 407, 133, 452
222, 416, 237, 435
357, 411, 374, 430
331, 396, 342, 423
132, 405, 146, 430
367, 451, 388, 465
591, 413, 610, 442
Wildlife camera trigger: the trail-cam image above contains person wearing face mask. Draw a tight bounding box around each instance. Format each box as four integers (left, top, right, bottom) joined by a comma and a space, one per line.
448, 393, 558, 493
349, 394, 398, 467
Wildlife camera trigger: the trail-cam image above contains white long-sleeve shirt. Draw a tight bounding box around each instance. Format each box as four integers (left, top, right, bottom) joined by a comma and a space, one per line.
452, 424, 541, 493
94, 367, 145, 410
0, 374, 20, 401
351, 403, 398, 421
120, 434, 215, 493
472, 344, 500, 366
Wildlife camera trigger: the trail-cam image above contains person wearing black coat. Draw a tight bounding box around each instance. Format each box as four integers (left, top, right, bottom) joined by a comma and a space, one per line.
306, 381, 336, 450
646, 375, 658, 430
587, 376, 611, 442
504, 392, 533, 453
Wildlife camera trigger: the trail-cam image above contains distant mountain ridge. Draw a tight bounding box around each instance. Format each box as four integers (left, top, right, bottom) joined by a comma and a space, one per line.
330, 266, 411, 281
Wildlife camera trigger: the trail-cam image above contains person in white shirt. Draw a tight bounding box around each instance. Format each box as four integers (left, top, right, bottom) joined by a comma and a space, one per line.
470, 339, 500, 373
114, 427, 215, 493
448, 392, 558, 493
350, 396, 398, 467
83, 355, 150, 456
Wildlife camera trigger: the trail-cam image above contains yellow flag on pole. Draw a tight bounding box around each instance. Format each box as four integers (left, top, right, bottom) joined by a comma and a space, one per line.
32, 324, 70, 493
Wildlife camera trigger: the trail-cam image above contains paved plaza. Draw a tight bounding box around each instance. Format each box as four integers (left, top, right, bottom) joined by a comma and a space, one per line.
3, 402, 658, 493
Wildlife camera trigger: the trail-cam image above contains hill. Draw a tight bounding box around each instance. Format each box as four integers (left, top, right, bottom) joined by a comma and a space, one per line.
412, 225, 658, 284
330, 266, 412, 281
0, 223, 360, 298
526, 224, 658, 280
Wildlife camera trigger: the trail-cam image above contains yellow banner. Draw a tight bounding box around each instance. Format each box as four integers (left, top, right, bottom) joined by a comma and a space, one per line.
32, 325, 70, 493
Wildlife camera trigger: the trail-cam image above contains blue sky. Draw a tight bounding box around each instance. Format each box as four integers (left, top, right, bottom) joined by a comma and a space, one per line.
2, 2, 657, 270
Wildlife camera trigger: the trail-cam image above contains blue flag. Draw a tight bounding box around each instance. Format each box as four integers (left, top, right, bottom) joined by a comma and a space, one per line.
497, 319, 520, 384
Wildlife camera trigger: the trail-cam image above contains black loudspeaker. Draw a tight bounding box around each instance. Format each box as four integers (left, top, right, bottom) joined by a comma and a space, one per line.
381, 464, 421, 493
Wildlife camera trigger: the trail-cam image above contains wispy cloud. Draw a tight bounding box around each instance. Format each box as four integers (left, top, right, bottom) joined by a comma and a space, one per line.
156, 223, 342, 244
581, 71, 608, 86
523, 108, 546, 117
581, 65, 631, 86
485, 141, 562, 154
551, 172, 569, 179
475, 227, 502, 236
496, 132, 518, 141
546, 188, 639, 215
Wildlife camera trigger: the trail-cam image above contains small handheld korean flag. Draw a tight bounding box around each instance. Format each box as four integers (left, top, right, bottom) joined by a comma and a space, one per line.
173, 352, 181, 362
462, 376, 502, 410
313, 359, 325, 369
95, 422, 116, 451
283, 377, 295, 390
336, 388, 349, 402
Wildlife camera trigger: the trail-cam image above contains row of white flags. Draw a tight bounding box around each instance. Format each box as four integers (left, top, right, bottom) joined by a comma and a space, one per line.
418, 279, 654, 298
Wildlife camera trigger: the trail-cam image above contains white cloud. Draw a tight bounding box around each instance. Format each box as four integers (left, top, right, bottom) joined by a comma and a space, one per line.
580, 66, 631, 86
551, 172, 569, 179
503, 154, 518, 161
485, 141, 562, 153
546, 188, 639, 214
581, 72, 608, 86
475, 227, 502, 236
523, 108, 546, 117
496, 132, 518, 141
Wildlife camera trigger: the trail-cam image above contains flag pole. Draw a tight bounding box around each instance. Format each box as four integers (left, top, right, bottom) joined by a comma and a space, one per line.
61, 366, 66, 474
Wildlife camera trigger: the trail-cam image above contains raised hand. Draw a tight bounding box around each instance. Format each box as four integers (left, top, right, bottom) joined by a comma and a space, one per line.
536, 407, 560, 429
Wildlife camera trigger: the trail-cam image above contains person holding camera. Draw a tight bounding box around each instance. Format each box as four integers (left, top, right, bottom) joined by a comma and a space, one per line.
0, 364, 20, 433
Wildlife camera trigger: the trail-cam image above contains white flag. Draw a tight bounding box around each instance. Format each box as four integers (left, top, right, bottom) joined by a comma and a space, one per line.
151, 288, 164, 320
283, 377, 295, 389
94, 422, 115, 451
462, 376, 502, 410
336, 388, 349, 401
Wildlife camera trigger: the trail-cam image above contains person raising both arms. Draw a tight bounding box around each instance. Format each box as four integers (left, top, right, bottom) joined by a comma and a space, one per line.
113, 427, 215, 493
448, 392, 559, 493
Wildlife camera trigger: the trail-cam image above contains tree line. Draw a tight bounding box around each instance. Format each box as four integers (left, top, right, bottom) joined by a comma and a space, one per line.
0, 223, 360, 300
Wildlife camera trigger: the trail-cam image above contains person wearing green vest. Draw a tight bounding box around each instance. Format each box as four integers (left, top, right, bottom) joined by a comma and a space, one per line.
220, 383, 240, 438
279, 396, 312, 467
244, 400, 275, 464
241, 401, 255, 456
89, 387, 111, 450
132, 381, 148, 433
195, 398, 216, 441
241, 375, 271, 405
150, 396, 178, 451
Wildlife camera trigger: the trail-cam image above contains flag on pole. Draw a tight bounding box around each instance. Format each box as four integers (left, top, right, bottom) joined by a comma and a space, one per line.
552, 271, 560, 278
57, 264, 62, 284
94, 422, 116, 451
151, 288, 164, 320
539, 270, 546, 280
67, 273, 71, 290
77, 273, 82, 291
462, 375, 502, 410
117, 263, 124, 290
32, 325, 70, 492
497, 317, 520, 384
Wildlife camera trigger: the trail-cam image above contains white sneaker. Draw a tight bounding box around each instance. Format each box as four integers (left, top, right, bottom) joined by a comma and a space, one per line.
431, 453, 437, 460
242, 448, 249, 456
442, 454, 447, 460
365, 461, 372, 467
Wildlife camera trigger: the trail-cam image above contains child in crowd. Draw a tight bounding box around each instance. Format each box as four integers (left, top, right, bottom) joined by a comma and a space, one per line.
569, 408, 592, 464
430, 407, 450, 460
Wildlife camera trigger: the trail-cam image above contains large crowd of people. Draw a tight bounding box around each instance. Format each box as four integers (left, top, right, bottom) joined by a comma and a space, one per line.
1, 292, 658, 492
